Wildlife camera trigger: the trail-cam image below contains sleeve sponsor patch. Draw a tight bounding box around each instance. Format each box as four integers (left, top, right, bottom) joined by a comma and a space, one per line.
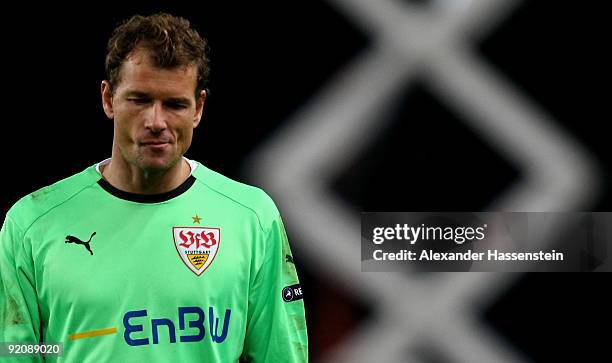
281, 284, 304, 302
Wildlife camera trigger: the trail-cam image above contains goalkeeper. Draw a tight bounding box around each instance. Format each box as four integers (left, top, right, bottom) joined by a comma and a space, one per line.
0, 12, 308, 362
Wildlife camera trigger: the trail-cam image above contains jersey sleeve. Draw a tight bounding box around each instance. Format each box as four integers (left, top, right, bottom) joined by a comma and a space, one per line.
241, 214, 308, 362
0, 214, 43, 362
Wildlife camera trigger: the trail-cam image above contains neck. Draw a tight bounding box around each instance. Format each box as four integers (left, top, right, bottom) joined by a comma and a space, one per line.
101, 154, 191, 195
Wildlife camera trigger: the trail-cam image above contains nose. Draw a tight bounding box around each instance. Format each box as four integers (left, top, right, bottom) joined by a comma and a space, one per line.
143, 102, 168, 133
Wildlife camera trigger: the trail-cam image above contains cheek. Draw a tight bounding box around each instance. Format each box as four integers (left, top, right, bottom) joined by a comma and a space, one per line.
113, 115, 140, 144
177, 125, 194, 150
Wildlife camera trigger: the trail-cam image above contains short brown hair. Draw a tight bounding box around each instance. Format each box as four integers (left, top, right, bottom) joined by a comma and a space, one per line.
105, 13, 209, 98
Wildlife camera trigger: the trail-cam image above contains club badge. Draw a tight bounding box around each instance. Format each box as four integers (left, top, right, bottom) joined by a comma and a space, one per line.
173, 227, 220, 276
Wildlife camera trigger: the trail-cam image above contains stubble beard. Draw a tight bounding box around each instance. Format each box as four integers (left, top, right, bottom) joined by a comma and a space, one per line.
125, 144, 183, 176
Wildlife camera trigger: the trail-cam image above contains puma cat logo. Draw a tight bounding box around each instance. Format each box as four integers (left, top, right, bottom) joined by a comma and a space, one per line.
65, 232, 96, 255
285, 254, 294, 264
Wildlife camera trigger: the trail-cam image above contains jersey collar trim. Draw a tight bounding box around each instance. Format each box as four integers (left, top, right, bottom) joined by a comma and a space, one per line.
97, 175, 196, 203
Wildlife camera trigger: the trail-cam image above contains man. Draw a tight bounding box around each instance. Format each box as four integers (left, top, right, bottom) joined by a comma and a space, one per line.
0, 13, 308, 362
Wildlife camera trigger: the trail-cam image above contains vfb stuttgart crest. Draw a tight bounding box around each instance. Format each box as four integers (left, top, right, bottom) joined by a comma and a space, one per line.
173, 227, 221, 276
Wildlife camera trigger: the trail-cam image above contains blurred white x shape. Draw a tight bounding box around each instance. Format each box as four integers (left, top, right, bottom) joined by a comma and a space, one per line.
248, 0, 600, 362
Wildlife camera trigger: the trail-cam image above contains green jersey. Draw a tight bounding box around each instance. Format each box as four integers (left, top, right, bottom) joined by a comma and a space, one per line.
0, 159, 308, 362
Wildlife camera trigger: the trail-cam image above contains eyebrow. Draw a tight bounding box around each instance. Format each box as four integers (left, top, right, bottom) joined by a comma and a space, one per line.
166, 97, 192, 105
124, 91, 192, 105
124, 91, 149, 98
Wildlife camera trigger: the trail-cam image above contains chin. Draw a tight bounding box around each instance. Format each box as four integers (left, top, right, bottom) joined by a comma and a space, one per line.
136, 155, 180, 172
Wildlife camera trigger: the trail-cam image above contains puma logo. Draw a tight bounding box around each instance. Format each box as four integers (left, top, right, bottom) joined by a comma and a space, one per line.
65, 232, 96, 255
285, 254, 294, 264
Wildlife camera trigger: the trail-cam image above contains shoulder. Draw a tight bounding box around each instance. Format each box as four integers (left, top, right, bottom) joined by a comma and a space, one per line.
192, 161, 280, 231
6, 164, 100, 232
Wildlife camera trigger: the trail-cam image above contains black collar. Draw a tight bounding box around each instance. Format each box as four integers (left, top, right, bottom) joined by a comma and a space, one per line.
97, 175, 196, 203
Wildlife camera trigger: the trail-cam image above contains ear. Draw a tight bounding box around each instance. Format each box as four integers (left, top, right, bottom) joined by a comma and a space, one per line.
101, 80, 114, 119
193, 89, 207, 128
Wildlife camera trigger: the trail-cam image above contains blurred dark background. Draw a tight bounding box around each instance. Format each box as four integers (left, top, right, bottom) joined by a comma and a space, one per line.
2, 1, 609, 361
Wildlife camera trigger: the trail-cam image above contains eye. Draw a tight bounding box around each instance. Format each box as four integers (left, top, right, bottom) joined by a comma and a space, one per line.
166, 102, 188, 110
127, 98, 150, 105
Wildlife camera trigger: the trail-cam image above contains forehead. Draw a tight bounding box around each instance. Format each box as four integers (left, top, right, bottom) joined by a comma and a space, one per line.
116, 49, 198, 97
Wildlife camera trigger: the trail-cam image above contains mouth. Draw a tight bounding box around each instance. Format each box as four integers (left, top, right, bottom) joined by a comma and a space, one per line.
140, 141, 171, 151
